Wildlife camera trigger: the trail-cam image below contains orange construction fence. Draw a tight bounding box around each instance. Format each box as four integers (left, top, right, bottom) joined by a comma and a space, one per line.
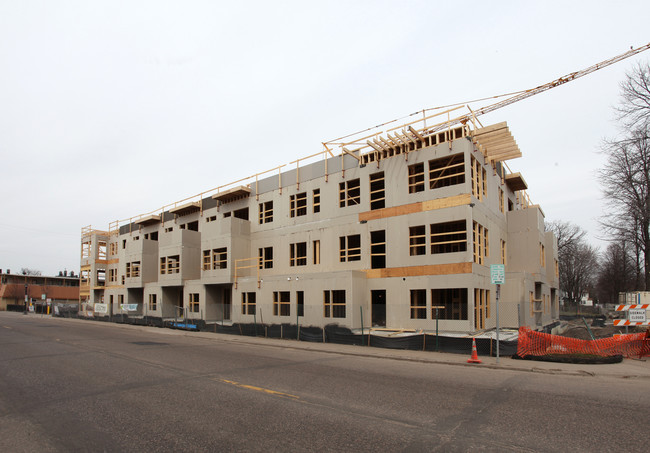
517, 327, 649, 359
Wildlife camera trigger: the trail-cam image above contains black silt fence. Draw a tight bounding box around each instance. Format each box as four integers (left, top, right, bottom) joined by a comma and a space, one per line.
299, 326, 325, 343
73, 316, 519, 357
324, 324, 363, 345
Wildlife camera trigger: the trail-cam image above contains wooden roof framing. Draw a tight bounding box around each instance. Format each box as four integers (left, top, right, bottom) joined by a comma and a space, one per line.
212, 185, 251, 204
169, 202, 201, 217
505, 172, 528, 191
473, 122, 522, 163
134, 214, 161, 226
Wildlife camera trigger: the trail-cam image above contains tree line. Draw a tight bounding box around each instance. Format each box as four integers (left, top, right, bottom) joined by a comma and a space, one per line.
549, 61, 650, 308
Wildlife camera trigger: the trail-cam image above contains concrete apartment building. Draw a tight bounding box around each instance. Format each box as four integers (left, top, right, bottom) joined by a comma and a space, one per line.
80, 119, 559, 333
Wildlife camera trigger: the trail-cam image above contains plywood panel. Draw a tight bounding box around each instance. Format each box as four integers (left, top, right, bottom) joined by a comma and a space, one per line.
365, 262, 473, 279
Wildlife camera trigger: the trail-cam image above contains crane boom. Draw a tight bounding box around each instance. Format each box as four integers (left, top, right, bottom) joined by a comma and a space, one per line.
325, 43, 650, 148
431, 42, 650, 133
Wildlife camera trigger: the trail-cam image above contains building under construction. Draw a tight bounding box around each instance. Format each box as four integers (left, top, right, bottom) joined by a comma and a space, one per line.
80, 112, 559, 333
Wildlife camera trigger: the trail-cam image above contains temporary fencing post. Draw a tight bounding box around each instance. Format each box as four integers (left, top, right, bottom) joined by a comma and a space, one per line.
582, 317, 596, 341
432, 306, 445, 352
360, 306, 365, 346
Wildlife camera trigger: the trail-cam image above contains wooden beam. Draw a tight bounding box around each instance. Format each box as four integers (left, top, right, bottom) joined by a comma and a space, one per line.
341, 147, 361, 162
408, 126, 425, 141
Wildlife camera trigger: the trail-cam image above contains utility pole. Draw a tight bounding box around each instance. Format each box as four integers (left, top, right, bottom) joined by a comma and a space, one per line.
23, 276, 28, 315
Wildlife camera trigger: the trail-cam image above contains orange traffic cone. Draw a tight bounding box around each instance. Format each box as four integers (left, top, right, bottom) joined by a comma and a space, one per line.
467, 338, 482, 364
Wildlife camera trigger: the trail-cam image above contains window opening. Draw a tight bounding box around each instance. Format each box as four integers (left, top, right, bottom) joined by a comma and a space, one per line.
432, 288, 468, 320
429, 153, 465, 189
189, 293, 200, 313
339, 179, 360, 207
258, 247, 273, 269
409, 226, 426, 256
290, 192, 307, 217
212, 248, 227, 269
234, 208, 249, 220
498, 187, 505, 214
324, 290, 346, 318
202, 250, 211, 270
471, 156, 487, 201
313, 189, 321, 213
273, 291, 290, 316
408, 163, 425, 193
297, 291, 304, 317
313, 240, 320, 265
242, 292, 256, 315
339, 235, 361, 262
290, 242, 307, 266
369, 172, 385, 210
258, 201, 273, 224
370, 230, 386, 269
410, 289, 427, 319
430, 220, 467, 254
187, 221, 199, 231
472, 222, 488, 265
148, 293, 157, 311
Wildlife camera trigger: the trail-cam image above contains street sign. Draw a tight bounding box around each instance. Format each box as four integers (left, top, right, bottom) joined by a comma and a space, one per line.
490, 264, 505, 284
629, 309, 647, 322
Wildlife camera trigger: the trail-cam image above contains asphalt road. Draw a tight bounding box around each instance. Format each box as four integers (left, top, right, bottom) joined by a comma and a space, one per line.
0, 312, 647, 452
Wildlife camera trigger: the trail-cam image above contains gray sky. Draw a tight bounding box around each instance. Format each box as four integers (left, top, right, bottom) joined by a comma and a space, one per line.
1, 0, 650, 276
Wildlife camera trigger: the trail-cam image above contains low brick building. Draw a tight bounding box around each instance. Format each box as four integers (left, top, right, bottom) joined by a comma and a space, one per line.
0, 270, 80, 311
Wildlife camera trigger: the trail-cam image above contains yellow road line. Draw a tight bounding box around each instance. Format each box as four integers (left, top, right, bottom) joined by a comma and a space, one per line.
220, 379, 299, 400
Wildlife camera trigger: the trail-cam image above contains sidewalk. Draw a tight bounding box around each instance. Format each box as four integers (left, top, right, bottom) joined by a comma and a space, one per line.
185, 328, 650, 380
12, 313, 650, 380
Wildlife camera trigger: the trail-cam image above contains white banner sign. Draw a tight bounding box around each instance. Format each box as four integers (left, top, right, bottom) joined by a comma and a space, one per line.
94, 303, 109, 314
120, 304, 138, 312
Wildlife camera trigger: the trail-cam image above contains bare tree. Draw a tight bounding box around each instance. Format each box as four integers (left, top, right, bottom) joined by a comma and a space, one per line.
20, 268, 42, 276
599, 127, 650, 289
616, 61, 650, 129
596, 241, 635, 305
546, 221, 599, 309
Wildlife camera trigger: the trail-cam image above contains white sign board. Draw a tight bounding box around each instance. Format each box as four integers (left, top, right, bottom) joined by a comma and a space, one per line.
490, 264, 505, 285
629, 309, 647, 322
94, 303, 109, 314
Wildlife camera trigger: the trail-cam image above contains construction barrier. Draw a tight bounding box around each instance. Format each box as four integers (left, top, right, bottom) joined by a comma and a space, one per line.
516, 327, 648, 359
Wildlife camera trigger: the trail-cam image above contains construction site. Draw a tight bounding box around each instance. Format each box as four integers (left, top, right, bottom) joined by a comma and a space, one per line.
79, 44, 650, 341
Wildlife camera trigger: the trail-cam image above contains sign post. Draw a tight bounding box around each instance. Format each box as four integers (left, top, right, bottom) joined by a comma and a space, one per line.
490, 264, 505, 363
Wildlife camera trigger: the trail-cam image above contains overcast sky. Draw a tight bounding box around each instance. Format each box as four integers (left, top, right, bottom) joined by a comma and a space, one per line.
1, 0, 650, 276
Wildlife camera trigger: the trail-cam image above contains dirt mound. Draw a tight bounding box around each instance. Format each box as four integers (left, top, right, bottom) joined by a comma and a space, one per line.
560, 320, 645, 340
